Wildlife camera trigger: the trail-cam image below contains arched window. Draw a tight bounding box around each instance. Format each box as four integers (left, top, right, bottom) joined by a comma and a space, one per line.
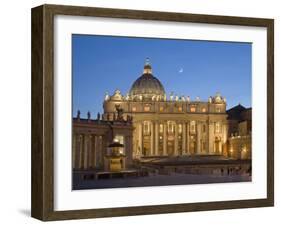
190, 106, 196, 112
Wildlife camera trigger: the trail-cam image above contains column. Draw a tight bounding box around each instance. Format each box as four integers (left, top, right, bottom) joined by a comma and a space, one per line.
96, 135, 101, 167
72, 133, 76, 169
150, 121, 154, 156
163, 123, 167, 155
138, 123, 143, 156
101, 136, 106, 168
182, 122, 186, 155
87, 135, 92, 168
79, 135, 84, 169
206, 121, 209, 154
83, 134, 88, 169
126, 135, 133, 167
186, 122, 190, 155
155, 122, 159, 156
94, 135, 99, 167
91, 135, 96, 168
196, 122, 201, 154
75, 134, 81, 169
208, 122, 214, 154
222, 122, 228, 156
222, 122, 228, 143
174, 123, 178, 156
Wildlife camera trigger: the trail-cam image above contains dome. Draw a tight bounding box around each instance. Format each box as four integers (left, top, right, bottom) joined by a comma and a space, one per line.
129, 74, 165, 96
212, 92, 225, 103
129, 59, 165, 100
111, 89, 123, 101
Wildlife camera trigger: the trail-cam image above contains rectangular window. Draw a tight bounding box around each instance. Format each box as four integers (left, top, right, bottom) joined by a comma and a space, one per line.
159, 124, 163, 133
190, 121, 196, 133
132, 106, 137, 112
202, 124, 206, 133
178, 106, 182, 112
178, 124, 182, 133
159, 106, 164, 112
190, 107, 196, 112
191, 125, 195, 132
215, 122, 220, 133
202, 107, 206, 113
144, 121, 150, 133
144, 106, 150, 112
216, 107, 221, 113
168, 121, 174, 133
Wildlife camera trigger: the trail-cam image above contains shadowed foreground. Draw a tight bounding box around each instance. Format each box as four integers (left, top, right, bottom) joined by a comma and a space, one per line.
73, 171, 251, 190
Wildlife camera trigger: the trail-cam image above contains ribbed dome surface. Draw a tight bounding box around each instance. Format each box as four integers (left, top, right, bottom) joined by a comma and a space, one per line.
129, 73, 165, 96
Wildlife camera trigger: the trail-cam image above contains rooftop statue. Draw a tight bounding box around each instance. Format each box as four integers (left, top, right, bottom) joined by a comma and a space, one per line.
104, 92, 110, 101
115, 104, 124, 121
77, 110, 81, 119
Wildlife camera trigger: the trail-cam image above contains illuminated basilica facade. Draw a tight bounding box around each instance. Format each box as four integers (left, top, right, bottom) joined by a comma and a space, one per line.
72, 59, 252, 172
103, 59, 229, 159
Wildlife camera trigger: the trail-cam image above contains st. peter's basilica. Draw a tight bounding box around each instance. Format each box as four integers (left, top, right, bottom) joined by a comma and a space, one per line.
72, 59, 251, 173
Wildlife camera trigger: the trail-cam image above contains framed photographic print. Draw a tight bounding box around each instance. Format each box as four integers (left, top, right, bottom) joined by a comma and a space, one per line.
31, 4, 274, 221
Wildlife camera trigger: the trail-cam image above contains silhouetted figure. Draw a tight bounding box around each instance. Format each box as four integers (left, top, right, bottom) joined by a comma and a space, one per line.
87, 111, 91, 120
77, 110, 81, 120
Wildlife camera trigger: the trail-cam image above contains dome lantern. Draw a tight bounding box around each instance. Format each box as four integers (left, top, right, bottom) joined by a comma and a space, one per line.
143, 58, 152, 74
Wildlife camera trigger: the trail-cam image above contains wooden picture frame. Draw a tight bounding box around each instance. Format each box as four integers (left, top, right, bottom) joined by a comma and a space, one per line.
31, 4, 274, 221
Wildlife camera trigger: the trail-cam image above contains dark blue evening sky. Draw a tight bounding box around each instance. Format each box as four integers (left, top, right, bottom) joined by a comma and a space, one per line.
72, 34, 252, 118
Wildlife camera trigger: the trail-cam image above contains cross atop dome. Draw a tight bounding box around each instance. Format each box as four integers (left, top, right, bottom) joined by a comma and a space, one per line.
145, 57, 150, 66
143, 57, 152, 74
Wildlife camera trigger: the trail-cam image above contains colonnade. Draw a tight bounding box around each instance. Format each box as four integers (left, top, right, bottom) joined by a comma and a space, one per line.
72, 134, 104, 170
73, 133, 134, 170
134, 120, 227, 157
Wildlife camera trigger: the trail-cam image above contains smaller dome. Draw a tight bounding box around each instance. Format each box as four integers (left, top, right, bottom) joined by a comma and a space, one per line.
212, 92, 225, 103
111, 89, 123, 101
